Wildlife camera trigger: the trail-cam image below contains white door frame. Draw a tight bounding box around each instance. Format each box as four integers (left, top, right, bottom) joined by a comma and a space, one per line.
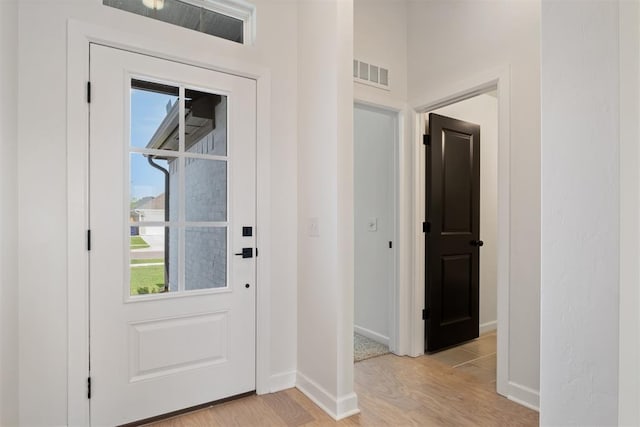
66, 20, 272, 425
408, 66, 514, 403
352, 93, 419, 358
353, 101, 400, 353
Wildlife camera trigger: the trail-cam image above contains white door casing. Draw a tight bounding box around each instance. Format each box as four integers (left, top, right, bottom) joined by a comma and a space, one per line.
89, 43, 257, 425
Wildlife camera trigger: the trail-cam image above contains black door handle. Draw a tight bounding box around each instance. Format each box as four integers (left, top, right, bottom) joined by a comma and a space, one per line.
234, 248, 253, 258
470, 240, 484, 247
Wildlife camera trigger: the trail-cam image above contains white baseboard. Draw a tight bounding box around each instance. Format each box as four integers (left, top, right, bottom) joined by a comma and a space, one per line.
479, 320, 497, 335
296, 371, 360, 420
508, 381, 540, 412
354, 325, 389, 346
269, 370, 296, 393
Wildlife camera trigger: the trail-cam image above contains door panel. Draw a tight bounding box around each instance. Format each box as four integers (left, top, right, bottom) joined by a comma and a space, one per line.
441, 254, 472, 325
442, 130, 473, 233
425, 113, 480, 352
89, 44, 256, 425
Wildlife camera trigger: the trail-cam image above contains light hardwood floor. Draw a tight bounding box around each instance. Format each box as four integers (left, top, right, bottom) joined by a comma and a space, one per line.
426, 331, 498, 387
147, 333, 538, 426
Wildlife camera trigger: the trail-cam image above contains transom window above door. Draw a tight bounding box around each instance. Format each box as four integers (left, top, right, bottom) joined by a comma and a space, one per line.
103, 0, 256, 45
129, 78, 230, 296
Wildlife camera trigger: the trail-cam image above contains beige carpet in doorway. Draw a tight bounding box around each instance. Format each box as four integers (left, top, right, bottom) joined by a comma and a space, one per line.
354, 333, 390, 362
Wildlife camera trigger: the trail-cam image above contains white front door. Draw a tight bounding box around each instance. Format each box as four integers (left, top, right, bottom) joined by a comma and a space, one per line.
88, 44, 256, 426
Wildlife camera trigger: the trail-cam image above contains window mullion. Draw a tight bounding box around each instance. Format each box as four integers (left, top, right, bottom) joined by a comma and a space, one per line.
178, 86, 186, 293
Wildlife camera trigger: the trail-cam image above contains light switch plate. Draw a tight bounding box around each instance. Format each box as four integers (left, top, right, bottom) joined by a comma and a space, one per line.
308, 217, 320, 237
367, 217, 378, 232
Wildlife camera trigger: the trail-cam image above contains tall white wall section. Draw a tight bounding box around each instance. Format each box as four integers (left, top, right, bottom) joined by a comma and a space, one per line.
619, 0, 640, 424
354, 0, 407, 105
353, 0, 413, 355
296, 0, 357, 419
540, 1, 620, 424
0, 1, 19, 425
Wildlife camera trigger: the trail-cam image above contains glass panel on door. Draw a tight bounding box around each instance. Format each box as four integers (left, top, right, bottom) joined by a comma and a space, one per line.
130, 80, 179, 151
185, 88, 227, 156
128, 79, 230, 296
128, 151, 176, 294
185, 227, 227, 290
185, 158, 227, 222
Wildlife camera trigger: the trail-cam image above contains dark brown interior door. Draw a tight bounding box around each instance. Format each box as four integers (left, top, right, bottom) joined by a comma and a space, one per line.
425, 113, 481, 352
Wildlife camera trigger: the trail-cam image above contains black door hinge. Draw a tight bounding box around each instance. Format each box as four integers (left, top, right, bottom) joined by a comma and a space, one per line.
388, 241, 393, 249
256, 248, 259, 257
423, 134, 430, 146
87, 81, 91, 103
422, 221, 430, 233
422, 308, 430, 320
87, 230, 91, 251
87, 377, 91, 399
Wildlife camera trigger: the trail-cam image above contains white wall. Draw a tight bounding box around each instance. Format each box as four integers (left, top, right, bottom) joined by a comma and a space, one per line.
619, 1, 640, 424
353, 0, 414, 355
0, 1, 19, 425
354, 105, 395, 344
431, 94, 498, 333
296, 0, 357, 419
17, 1, 298, 424
354, 0, 407, 105
540, 1, 620, 425
408, 0, 541, 405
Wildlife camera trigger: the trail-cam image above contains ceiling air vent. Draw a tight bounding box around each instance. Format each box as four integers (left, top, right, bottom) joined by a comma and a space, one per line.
353, 59, 390, 91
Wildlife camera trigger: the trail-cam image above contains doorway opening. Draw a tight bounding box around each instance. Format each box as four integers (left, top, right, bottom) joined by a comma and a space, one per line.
423, 91, 499, 387
353, 103, 399, 363
411, 69, 517, 404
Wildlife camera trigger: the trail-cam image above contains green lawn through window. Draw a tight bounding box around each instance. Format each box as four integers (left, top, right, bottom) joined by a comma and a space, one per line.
130, 235, 150, 249
130, 265, 165, 295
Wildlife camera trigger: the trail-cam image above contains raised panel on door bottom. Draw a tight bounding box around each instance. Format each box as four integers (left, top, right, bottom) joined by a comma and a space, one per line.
440, 254, 472, 326
442, 129, 473, 233
129, 311, 228, 382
